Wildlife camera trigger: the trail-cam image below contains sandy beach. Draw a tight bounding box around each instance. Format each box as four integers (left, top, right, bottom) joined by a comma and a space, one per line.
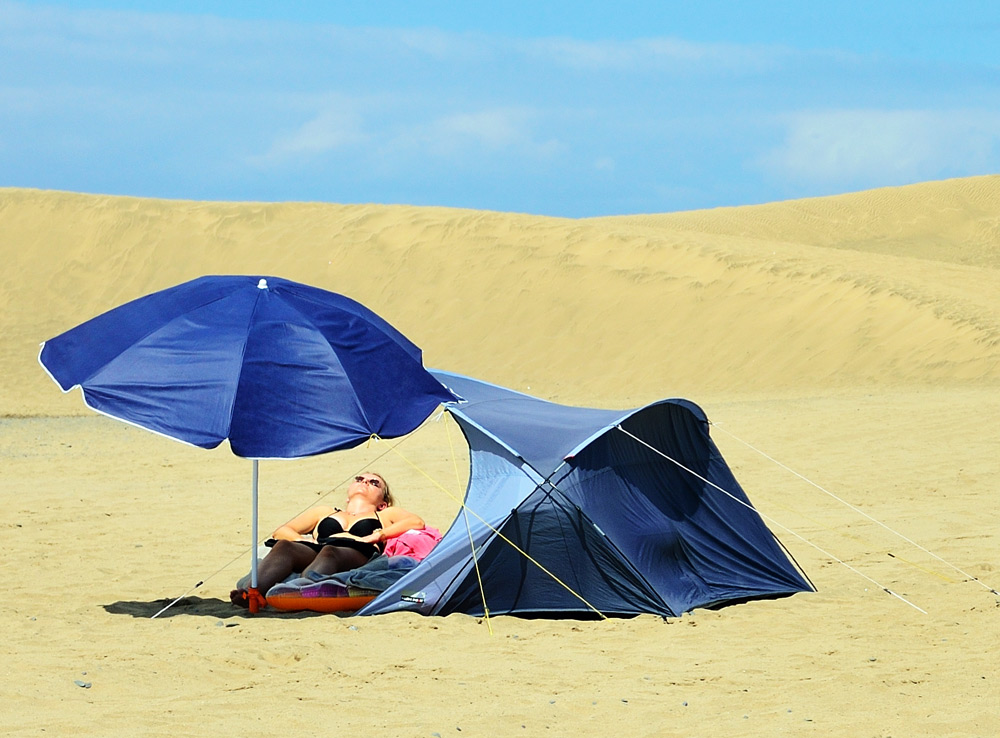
1, 178, 998, 736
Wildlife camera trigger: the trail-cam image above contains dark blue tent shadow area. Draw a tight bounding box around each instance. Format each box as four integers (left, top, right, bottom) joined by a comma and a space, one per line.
362, 371, 813, 619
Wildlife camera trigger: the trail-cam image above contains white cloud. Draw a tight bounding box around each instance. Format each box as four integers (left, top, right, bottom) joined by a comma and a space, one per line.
434, 110, 528, 148
760, 109, 1000, 186
248, 102, 564, 173
0, 1, 242, 65
381, 106, 565, 163
522, 36, 785, 73
391, 27, 486, 61
249, 104, 370, 166
594, 156, 616, 171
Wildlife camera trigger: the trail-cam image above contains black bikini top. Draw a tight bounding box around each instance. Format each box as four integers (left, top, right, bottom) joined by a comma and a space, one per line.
316, 512, 382, 540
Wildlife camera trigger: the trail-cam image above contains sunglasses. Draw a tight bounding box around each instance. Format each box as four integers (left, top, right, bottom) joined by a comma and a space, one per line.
355, 475, 382, 488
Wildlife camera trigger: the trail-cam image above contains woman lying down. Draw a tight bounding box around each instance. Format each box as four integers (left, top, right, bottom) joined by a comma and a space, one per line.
230, 472, 424, 609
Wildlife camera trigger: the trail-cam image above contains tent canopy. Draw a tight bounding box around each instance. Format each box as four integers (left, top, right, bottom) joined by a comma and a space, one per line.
362, 371, 812, 618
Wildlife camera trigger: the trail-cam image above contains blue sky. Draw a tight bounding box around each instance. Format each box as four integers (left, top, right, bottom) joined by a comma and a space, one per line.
2, 1, 998, 216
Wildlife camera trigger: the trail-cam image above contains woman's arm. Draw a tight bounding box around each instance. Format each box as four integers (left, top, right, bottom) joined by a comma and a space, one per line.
362, 506, 424, 544
270, 506, 335, 541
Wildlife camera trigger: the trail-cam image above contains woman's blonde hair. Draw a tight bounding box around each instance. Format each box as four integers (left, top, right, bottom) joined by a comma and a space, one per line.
371, 472, 394, 508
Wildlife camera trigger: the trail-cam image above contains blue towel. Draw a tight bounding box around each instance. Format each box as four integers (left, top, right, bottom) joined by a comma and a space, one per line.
261, 555, 420, 598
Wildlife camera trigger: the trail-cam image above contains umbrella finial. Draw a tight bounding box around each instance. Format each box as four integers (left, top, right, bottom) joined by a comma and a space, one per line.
257, 278, 268, 289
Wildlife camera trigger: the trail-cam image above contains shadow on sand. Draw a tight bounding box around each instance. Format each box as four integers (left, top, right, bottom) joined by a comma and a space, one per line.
102, 597, 329, 619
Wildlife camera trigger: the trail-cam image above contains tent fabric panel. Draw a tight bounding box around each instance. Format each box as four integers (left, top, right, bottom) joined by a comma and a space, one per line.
361, 422, 543, 615
432, 370, 630, 475
558, 402, 810, 613
437, 487, 673, 617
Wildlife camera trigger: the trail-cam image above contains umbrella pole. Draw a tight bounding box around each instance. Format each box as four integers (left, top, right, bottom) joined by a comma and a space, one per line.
249, 458, 263, 614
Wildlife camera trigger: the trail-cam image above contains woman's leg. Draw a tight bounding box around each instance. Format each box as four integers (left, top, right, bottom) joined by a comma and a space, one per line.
301, 546, 369, 579
230, 540, 318, 607
258, 540, 321, 589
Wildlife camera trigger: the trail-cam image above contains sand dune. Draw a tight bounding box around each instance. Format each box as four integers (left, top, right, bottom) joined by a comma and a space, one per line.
3, 175, 999, 415
613, 176, 1000, 268
1, 178, 997, 736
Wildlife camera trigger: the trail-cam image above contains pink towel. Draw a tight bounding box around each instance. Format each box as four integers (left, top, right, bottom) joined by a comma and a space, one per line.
384, 527, 442, 561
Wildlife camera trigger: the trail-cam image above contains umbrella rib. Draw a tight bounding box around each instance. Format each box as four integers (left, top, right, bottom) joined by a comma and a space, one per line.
270, 290, 374, 434
48, 290, 241, 389
225, 287, 266, 450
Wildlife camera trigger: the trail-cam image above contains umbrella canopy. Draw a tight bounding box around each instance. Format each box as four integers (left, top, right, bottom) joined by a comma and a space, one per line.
39, 275, 457, 458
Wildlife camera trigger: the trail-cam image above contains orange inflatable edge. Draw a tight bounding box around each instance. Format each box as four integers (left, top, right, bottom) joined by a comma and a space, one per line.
266, 593, 377, 613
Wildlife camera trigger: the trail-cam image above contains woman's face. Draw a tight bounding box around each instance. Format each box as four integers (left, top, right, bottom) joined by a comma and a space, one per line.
348, 473, 387, 507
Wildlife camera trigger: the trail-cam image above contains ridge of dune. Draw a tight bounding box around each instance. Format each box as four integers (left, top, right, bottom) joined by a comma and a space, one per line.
603, 175, 1000, 269
2, 178, 999, 417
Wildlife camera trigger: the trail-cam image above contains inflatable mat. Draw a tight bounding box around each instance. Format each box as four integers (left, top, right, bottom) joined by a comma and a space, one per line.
266, 580, 379, 613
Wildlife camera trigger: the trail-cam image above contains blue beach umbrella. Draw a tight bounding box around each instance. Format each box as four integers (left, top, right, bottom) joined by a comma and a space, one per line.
39, 275, 457, 610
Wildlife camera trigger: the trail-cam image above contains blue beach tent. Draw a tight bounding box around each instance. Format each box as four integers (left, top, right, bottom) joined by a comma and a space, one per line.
362, 371, 812, 618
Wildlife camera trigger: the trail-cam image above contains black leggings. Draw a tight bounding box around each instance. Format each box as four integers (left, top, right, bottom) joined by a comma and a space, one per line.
253, 540, 372, 593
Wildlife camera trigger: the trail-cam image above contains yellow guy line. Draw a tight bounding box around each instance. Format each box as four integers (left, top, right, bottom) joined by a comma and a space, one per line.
444, 415, 493, 634
388, 437, 608, 620
885, 551, 956, 583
